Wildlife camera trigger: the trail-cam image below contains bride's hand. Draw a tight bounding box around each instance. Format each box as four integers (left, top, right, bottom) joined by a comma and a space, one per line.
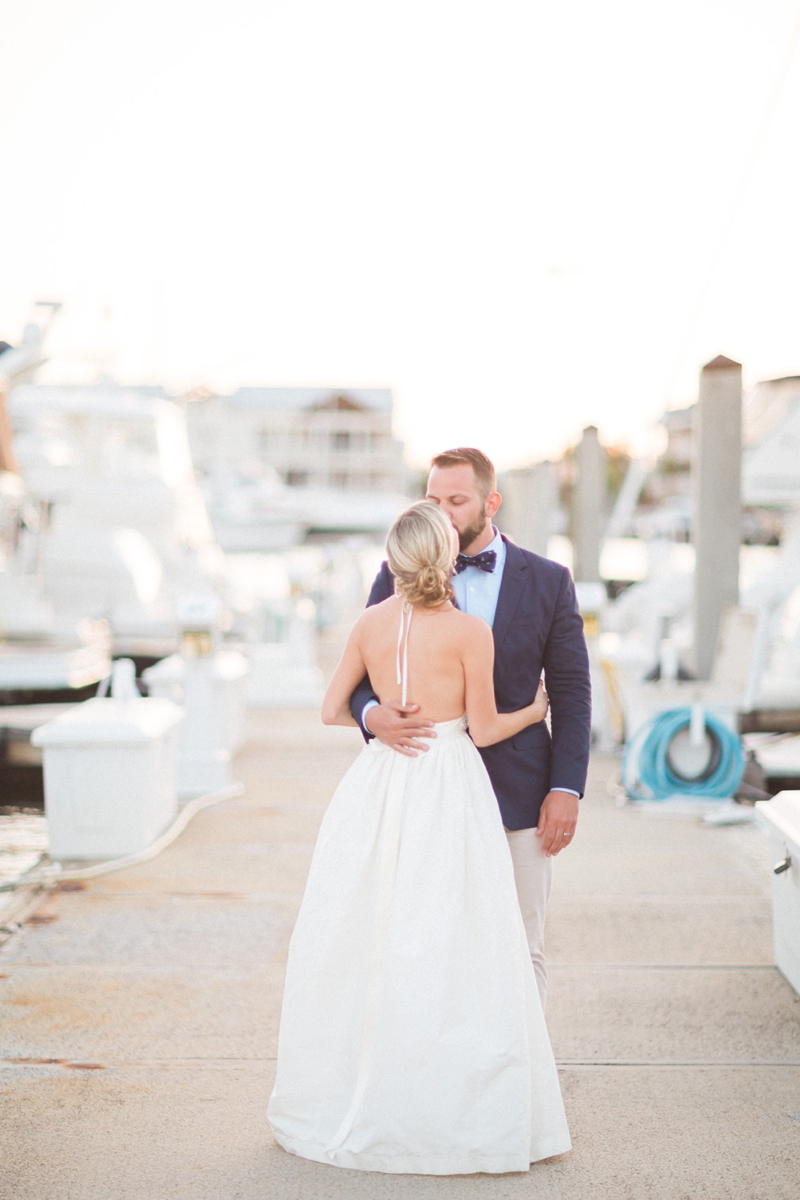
529, 680, 549, 724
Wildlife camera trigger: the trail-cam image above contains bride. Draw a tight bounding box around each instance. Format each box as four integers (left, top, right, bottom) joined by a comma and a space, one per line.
267, 501, 571, 1174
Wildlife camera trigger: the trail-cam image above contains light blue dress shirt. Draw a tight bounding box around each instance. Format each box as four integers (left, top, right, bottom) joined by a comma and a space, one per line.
451, 526, 506, 626
361, 526, 578, 798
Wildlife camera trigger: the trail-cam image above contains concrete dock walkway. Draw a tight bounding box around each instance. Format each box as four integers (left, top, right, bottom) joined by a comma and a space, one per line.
2, 709, 799, 1199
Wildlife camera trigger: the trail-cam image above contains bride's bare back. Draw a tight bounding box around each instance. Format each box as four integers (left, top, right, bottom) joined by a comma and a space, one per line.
360, 595, 472, 722
322, 594, 548, 748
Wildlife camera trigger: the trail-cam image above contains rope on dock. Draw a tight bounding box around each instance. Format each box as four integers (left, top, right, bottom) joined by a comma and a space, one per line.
0, 783, 244, 892
622, 708, 744, 800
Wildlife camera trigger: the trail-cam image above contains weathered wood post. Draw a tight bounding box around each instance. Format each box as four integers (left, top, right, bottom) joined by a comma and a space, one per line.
692, 355, 742, 679
0, 380, 18, 473
573, 425, 604, 582
498, 461, 557, 556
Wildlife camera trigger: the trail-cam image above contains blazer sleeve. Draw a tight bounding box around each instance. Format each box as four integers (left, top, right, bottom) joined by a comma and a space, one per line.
541, 568, 592, 797
349, 561, 395, 740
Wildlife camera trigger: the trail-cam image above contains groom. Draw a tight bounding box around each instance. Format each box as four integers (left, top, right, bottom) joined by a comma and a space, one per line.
350, 447, 591, 1008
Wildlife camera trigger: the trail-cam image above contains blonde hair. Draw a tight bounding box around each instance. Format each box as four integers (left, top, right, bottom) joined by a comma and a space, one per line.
386, 502, 456, 608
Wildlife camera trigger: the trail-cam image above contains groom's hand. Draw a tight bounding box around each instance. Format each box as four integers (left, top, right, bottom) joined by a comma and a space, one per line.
364, 702, 436, 757
536, 791, 578, 857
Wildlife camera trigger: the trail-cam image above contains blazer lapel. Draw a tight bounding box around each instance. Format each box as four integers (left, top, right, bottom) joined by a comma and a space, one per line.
492, 537, 528, 649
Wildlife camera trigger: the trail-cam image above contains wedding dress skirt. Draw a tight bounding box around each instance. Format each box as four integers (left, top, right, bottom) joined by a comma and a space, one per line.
267, 716, 571, 1174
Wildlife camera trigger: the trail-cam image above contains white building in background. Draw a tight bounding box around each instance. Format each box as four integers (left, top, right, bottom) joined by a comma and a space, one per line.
187, 387, 406, 493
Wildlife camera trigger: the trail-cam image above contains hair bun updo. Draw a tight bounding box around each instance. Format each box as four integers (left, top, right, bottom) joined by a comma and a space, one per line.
385, 502, 456, 608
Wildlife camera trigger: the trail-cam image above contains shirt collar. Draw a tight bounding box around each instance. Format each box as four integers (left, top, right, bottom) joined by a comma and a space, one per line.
485, 526, 503, 556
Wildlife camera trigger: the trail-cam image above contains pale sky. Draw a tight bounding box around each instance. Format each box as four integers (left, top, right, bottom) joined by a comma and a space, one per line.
2, 0, 800, 468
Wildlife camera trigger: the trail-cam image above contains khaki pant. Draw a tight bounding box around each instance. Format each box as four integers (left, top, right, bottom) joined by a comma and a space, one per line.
504, 826, 553, 1012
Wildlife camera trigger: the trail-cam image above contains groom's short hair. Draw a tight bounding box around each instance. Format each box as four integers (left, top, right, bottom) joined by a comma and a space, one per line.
430, 447, 496, 496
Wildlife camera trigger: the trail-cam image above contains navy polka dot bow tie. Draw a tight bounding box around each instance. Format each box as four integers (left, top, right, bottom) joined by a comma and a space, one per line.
454, 550, 497, 575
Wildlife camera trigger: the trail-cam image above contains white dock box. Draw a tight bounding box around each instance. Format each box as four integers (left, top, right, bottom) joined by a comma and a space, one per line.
32, 697, 184, 859
755, 792, 800, 997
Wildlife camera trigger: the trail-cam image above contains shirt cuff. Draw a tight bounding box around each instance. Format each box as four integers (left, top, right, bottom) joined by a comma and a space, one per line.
361, 699, 379, 733
550, 787, 580, 797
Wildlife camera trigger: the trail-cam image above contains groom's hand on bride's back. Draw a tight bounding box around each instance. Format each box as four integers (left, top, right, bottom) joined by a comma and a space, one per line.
364, 702, 436, 757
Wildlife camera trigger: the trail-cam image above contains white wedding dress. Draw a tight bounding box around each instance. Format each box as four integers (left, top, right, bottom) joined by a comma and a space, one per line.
268, 608, 571, 1174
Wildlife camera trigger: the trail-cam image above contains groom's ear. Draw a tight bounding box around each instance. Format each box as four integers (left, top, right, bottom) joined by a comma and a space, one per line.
486, 491, 502, 520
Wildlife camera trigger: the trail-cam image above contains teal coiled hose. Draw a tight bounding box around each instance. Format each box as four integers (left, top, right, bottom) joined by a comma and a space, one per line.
622, 707, 745, 800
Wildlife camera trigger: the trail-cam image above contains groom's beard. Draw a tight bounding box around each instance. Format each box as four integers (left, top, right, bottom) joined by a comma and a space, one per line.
457, 507, 491, 552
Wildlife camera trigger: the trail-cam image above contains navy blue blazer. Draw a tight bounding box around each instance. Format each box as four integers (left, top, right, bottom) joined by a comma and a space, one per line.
349, 536, 592, 830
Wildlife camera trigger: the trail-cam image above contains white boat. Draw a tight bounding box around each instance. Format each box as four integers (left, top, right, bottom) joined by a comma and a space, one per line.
8, 381, 222, 653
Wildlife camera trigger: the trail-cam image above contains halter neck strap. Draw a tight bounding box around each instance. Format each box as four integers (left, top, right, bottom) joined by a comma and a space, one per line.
395, 602, 412, 707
